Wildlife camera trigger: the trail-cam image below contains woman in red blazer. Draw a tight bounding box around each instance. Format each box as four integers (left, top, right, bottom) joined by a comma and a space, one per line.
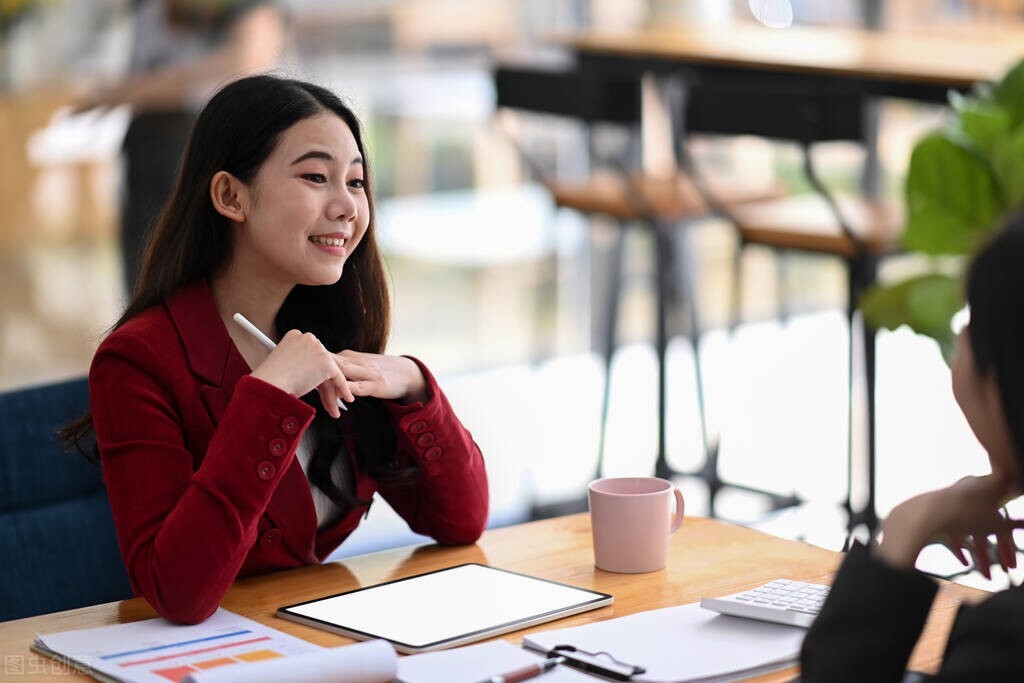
67, 75, 488, 624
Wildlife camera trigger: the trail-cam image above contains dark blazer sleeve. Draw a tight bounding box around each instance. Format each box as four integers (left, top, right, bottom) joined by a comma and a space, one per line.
91, 330, 315, 624
374, 357, 488, 545
933, 584, 1024, 682
800, 542, 937, 683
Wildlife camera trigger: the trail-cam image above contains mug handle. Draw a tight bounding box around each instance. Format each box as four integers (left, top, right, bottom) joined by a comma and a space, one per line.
669, 486, 685, 534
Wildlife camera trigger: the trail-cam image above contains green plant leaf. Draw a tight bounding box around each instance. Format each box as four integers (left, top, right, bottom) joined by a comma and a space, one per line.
862, 59, 1024, 362
861, 274, 963, 361
994, 58, 1024, 128
903, 132, 1002, 255
949, 94, 1012, 156
991, 126, 1024, 210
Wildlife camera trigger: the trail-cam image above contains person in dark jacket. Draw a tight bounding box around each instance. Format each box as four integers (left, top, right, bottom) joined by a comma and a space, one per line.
801, 216, 1024, 682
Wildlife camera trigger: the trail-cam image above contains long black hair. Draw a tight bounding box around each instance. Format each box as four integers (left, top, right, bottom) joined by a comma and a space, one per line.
63, 75, 408, 510
965, 213, 1024, 476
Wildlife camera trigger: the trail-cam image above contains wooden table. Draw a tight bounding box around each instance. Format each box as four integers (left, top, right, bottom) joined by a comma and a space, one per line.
563, 22, 1024, 100
0, 514, 984, 681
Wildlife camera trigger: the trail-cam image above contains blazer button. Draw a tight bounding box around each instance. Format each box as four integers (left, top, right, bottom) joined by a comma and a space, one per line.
261, 529, 281, 547
416, 433, 436, 447
281, 416, 300, 435
424, 446, 442, 461
257, 461, 276, 480
409, 420, 427, 434
268, 438, 287, 457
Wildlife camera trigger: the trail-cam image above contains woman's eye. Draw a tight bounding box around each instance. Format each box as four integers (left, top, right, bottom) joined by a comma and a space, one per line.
348, 178, 366, 190
302, 173, 327, 184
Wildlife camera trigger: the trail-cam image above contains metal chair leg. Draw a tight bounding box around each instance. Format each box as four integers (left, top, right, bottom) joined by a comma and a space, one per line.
842, 263, 857, 536
845, 255, 880, 540
662, 223, 714, 493
654, 222, 672, 481
862, 312, 880, 535
595, 221, 629, 481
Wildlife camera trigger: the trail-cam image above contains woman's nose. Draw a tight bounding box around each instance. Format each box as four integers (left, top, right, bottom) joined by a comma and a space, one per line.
329, 189, 357, 222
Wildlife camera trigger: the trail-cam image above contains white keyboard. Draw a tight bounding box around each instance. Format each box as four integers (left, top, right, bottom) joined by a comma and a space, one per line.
699, 579, 830, 628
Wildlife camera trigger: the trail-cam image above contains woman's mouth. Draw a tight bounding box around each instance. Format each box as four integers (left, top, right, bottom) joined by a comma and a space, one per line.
308, 234, 348, 256
309, 235, 347, 247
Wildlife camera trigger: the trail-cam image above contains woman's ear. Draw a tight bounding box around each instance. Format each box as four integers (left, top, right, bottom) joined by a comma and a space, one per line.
210, 171, 248, 223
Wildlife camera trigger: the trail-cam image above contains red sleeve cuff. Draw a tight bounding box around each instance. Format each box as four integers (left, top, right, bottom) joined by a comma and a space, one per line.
193, 376, 315, 517
384, 357, 470, 476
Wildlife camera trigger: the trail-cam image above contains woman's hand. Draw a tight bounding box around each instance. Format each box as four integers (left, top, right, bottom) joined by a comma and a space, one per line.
334, 351, 429, 404
876, 473, 1024, 578
250, 330, 355, 418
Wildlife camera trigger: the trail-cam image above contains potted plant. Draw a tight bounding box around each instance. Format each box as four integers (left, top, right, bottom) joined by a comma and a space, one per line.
861, 58, 1024, 359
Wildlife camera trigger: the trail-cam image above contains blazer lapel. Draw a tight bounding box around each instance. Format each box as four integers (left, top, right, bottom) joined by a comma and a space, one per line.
166, 280, 239, 426
166, 280, 318, 563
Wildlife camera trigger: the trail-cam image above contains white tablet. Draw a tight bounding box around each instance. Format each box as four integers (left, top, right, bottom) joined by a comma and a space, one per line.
276, 563, 613, 653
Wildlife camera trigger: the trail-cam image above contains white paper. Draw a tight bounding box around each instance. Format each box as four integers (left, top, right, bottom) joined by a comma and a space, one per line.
398, 640, 595, 683
523, 602, 806, 683
34, 608, 322, 683
184, 640, 396, 683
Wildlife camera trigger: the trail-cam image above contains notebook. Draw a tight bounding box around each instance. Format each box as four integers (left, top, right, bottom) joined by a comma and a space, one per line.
276, 563, 613, 654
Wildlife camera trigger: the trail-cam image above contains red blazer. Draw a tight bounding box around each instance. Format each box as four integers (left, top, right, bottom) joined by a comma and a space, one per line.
89, 280, 488, 623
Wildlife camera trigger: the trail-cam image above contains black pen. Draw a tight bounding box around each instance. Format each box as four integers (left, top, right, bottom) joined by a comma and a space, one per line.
550, 647, 643, 681
476, 656, 564, 683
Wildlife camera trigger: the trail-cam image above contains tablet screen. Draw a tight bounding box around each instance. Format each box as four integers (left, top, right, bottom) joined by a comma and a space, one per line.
277, 563, 613, 653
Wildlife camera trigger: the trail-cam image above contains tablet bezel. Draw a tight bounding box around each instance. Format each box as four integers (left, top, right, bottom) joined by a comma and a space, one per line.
275, 563, 614, 654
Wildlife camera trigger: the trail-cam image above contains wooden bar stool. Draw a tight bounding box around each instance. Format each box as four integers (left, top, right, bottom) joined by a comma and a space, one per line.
674, 75, 904, 534
494, 61, 785, 516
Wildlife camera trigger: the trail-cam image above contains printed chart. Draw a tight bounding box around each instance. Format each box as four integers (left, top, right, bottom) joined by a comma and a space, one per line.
33, 609, 321, 683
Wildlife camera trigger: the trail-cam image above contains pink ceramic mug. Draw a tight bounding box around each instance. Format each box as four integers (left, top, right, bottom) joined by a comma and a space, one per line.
588, 477, 685, 573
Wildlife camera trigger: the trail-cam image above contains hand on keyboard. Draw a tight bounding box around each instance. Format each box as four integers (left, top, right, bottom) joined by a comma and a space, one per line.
699, 579, 830, 628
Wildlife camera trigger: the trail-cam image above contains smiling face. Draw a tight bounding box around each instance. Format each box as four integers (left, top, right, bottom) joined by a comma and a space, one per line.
225, 112, 369, 289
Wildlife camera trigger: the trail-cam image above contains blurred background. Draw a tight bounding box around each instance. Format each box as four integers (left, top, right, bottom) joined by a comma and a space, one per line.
3, 0, 1024, 585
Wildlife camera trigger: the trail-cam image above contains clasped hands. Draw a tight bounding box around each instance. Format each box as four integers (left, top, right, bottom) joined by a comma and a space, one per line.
877, 473, 1024, 579
250, 330, 428, 418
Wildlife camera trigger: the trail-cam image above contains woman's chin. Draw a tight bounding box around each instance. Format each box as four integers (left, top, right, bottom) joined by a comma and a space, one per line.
300, 266, 345, 287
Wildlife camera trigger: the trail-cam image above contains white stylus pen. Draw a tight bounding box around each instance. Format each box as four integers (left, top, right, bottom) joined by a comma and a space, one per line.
232, 312, 348, 411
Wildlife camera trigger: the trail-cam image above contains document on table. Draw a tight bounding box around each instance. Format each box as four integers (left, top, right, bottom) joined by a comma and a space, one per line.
522, 602, 806, 683
31, 608, 393, 683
